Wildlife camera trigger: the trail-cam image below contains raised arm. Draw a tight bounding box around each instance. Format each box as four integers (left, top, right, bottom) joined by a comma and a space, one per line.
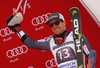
6, 12, 51, 51
17, 30, 51, 50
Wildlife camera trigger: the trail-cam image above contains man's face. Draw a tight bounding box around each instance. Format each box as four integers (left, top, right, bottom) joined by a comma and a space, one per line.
49, 19, 66, 35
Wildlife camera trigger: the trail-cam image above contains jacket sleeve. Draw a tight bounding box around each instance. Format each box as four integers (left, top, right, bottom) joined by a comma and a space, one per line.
82, 34, 92, 57
17, 30, 51, 51
82, 35, 97, 68
23, 37, 51, 51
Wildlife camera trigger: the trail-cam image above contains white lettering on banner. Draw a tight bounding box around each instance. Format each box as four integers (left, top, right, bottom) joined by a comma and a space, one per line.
31, 13, 51, 26
13, 0, 31, 15
45, 58, 57, 68
0, 27, 14, 37
3, 36, 12, 42
10, 58, 19, 63
35, 26, 44, 31
6, 45, 28, 58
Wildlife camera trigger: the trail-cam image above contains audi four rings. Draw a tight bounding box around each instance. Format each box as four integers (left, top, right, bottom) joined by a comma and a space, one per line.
31, 13, 51, 26
0, 27, 14, 37
6, 45, 28, 58
45, 58, 57, 68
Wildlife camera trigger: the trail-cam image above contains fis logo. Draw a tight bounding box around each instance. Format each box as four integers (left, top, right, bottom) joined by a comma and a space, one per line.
13, 0, 31, 15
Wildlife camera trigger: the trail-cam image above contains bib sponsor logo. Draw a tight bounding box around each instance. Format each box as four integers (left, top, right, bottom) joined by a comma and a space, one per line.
59, 61, 76, 68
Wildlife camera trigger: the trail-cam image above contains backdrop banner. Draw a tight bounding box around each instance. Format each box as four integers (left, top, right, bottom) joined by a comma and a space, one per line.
0, 0, 99, 68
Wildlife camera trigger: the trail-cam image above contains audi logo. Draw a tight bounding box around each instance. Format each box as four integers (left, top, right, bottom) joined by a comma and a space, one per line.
0, 27, 14, 37
6, 45, 28, 58
28, 66, 34, 68
31, 13, 51, 26
45, 58, 57, 68
40, 35, 52, 41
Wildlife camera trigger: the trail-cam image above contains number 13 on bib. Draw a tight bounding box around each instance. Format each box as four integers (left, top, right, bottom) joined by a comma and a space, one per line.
69, 7, 85, 68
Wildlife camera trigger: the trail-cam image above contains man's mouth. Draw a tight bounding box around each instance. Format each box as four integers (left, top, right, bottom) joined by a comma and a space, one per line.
54, 28, 59, 31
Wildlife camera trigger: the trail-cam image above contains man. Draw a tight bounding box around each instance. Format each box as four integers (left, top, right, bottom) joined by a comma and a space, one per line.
6, 12, 96, 68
